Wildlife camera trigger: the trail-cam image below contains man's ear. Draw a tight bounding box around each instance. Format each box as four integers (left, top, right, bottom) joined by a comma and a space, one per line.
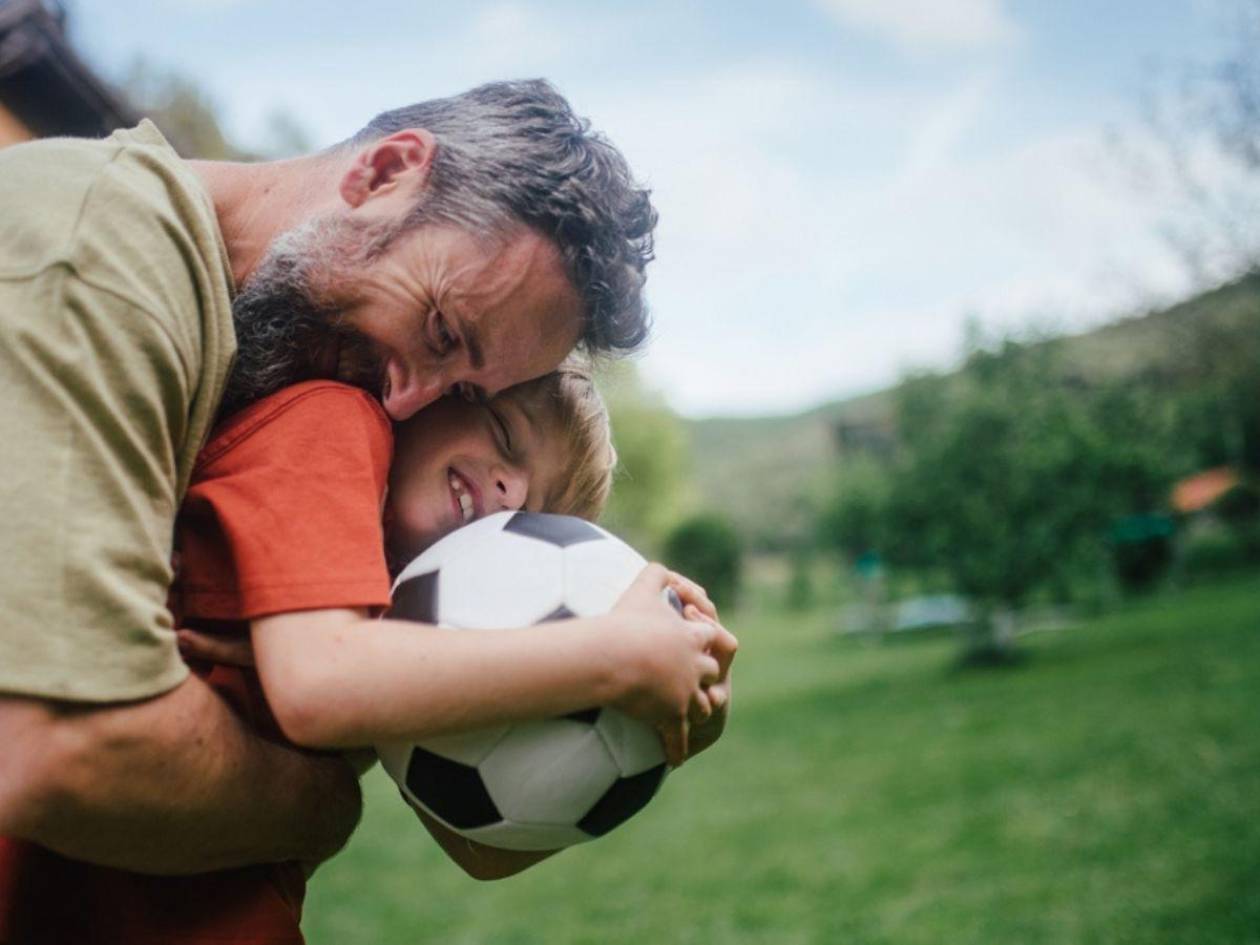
339, 129, 437, 209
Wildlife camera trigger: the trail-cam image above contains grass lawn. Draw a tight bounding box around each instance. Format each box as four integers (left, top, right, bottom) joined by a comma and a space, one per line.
303, 575, 1260, 944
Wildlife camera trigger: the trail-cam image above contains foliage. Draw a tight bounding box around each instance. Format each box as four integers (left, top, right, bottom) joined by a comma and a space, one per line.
662, 513, 743, 610
875, 340, 1174, 612
1181, 524, 1260, 578
817, 455, 889, 561
598, 363, 692, 555
1216, 480, 1260, 527
117, 57, 313, 161
119, 58, 245, 159
1138, 0, 1260, 280
783, 548, 817, 611
1108, 515, 1176, 593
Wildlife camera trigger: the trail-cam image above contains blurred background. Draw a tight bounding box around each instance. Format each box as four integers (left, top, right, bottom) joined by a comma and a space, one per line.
3, 0, 1257, 941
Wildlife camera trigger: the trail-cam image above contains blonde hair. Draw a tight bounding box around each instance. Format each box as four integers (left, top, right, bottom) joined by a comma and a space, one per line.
497, 359, 616, 522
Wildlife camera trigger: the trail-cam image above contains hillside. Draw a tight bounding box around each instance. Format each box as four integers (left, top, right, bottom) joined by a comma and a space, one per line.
685, 273, 1260, 549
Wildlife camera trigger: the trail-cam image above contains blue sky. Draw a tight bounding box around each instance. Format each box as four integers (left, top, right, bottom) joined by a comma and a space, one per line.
69, 0, 1239, 416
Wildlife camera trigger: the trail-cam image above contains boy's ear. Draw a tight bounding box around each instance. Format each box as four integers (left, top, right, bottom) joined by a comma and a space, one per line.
339, 129, 437, 209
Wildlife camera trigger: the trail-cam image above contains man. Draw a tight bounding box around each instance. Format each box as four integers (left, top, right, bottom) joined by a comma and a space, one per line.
0, 79, 659, 875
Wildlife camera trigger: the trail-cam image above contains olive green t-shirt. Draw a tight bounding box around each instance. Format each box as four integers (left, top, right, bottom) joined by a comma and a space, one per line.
0, 121, 236, 701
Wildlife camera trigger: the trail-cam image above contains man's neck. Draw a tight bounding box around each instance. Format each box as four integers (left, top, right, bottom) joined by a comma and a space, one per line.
188, 154, 341, 288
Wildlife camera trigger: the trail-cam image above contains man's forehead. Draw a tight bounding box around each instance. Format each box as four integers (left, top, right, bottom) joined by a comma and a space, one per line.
459, 251, 580, 364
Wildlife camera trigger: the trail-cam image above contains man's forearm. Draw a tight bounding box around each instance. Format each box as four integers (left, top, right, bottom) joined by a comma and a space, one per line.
0, 675, 362, 874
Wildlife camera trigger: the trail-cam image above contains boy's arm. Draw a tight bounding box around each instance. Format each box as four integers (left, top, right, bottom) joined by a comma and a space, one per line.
0, 674, 361, 875
251, 565, 726, 763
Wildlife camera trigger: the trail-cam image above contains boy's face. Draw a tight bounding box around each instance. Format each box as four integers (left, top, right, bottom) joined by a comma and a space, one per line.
385, 393, 566, 567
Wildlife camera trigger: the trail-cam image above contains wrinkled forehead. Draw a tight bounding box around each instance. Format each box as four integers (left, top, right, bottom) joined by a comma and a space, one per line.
450, 230, 584, 385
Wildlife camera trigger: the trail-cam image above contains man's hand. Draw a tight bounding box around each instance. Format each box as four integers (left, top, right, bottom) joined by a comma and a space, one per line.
0, 675, 362, 875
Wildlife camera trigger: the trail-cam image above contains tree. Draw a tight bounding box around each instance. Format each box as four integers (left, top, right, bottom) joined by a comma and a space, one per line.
663, 514, 743, 611
117, 58, 313, 161
597, 363, 692, 555
818, 455, 890, 561
878, 339, 1172, 659
1138, 0, 1260, 282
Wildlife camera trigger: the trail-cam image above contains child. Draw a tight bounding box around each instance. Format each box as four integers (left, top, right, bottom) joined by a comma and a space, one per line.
0, 365, 736, 944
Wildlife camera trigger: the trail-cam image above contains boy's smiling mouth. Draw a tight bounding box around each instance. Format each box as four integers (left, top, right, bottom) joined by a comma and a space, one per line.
447, 468, 478, 524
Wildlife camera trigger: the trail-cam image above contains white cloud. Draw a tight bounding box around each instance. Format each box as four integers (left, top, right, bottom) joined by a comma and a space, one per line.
599, 65, 1198, 415
112, 2, 1211, 418
814, 0, 1020, 53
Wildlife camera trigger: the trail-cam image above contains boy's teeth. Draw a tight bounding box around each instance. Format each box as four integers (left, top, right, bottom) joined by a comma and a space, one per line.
450, 471, 473, 522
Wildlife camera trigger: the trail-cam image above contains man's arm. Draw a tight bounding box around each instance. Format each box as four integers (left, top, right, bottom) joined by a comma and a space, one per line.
0, 673, 362, 875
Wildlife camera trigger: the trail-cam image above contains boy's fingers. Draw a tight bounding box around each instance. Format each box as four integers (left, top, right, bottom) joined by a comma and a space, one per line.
685, 605, 738, 677
712, 626, 739, 675
667, 570, 718, 621
705, 680, 731, 713
688, 686, 714, 724
658, 720, 689, 767
699, 653, 722, 688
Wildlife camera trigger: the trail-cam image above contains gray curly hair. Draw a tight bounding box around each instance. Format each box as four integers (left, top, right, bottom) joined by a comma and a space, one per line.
342, 79, 657, 355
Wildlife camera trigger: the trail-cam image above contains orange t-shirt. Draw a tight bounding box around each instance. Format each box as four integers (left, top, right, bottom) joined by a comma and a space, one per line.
0, 381, 394, 945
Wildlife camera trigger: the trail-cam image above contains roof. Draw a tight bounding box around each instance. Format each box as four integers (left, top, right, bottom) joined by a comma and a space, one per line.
0, 0, 135, 138
1170, 466, 1241, 515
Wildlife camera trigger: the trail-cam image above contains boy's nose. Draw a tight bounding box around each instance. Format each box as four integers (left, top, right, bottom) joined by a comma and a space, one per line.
492, 466, 528, 511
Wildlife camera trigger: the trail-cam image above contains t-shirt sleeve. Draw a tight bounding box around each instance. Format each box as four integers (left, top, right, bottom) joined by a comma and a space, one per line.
0, 129, 234, 703
177, 386, 394, 620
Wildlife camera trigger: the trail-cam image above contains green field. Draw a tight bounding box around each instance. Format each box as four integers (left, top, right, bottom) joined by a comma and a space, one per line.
304, 576, 1260, 944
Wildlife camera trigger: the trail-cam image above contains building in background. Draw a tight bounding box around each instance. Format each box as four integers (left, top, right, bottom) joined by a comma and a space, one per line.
0, 0, 134, 147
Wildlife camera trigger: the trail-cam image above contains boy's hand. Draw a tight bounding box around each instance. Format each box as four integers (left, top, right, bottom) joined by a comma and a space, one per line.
679, 603, 736, 760
609, 564, 725, 766
656, 570, 738, 761
664, 569, 719, 623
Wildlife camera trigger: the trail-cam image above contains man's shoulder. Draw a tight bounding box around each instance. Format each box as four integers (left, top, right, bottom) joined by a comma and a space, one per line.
0, 123, 233, 355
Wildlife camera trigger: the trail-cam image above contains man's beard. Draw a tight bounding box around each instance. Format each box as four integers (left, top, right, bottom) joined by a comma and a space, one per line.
218, 214, 398, 420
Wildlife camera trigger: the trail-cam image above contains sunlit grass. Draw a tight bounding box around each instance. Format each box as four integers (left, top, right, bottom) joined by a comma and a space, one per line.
304, 575, 1260, 944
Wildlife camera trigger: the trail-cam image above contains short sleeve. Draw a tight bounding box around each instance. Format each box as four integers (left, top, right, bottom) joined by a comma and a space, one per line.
0, 126, 235, 703
176, 383, 394, 620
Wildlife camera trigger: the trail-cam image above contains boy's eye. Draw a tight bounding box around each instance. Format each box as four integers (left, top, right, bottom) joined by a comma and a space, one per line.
488, 407, 513, 454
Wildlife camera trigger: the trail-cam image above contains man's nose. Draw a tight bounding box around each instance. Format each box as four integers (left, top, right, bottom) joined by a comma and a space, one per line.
491, 465, 529, 511
382, 367, 446, 421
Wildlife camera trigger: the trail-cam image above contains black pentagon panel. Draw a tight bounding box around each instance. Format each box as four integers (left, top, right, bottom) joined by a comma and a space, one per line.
504, 511, 603, 548
541, 604, 576, 623
405, 746, 501, 829
577, 763, 667, 838
388, 570, 439, 623
563, 707, 602, 725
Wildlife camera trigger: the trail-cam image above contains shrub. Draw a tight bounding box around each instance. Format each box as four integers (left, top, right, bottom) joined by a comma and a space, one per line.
663, 514, 743, 610
1181, 526, 1260, 580
1108, 514, 1176, 593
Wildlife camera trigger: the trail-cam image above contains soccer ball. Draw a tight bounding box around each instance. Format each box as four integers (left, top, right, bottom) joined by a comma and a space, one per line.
376, 510, 674, 851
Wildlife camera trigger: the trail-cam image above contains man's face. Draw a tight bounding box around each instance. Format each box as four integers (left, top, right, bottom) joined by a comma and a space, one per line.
223, 215, 583, 420
336, 223, 583, 419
